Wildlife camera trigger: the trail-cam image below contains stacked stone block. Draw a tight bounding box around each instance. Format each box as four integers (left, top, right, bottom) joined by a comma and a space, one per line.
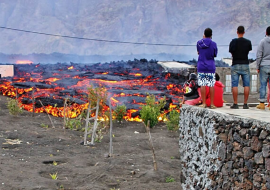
179, 105, 270, 190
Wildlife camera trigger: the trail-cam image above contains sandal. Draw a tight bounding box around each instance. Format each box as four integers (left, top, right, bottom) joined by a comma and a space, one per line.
199, 104, 207, 108
210, 105, 216, 109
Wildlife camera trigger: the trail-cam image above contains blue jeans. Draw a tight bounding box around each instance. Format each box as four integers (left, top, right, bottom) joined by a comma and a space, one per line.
259, 66, 270, 102
231, 64, 250, 87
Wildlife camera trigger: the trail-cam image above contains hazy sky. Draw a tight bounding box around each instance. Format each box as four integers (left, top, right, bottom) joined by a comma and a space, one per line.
0, 0, 269, 61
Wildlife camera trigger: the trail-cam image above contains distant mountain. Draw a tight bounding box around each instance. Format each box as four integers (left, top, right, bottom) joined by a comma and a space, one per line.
0, 0, 269, 61
0, 52, 192, 64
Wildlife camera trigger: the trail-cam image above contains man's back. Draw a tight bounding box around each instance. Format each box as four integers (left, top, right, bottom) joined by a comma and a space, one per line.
229, 37, 252, 65
257, 36, 270, 66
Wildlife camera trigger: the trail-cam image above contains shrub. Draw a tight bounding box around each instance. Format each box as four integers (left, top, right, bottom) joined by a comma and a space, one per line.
140, 94, 166, 128
65, 119, 82, 130
87, 84, 108, 116
113, 104, 127, 122
166, 109, 180, 131
7, 98, 23, 115
83, 85, 109, 144
140, 105, 159, 127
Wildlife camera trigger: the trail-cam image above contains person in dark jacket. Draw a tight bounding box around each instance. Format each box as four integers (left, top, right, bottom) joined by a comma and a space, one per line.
229, 26, 252, 109
183, 73, 202, 105
196, 28, 218, 109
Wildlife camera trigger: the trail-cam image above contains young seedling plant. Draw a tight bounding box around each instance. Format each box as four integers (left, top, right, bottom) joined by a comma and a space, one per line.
165, 176, 175, 183
7, 98, 23, 115
50, 172, 58, 180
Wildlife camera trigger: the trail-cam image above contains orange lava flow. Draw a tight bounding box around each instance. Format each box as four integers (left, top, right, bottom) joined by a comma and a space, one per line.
130, 73, 142, 76
16, 60, 33, 64
0, 63, 184, 121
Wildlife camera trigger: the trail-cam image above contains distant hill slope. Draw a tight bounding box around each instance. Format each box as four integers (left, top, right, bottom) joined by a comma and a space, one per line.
0, 0, 269, 59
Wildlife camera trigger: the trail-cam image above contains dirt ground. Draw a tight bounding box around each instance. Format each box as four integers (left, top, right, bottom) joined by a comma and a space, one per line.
0, 92, 260, 190
0, 95, 182, 190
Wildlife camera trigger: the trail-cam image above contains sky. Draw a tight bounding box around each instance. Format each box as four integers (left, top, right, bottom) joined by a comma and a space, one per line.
0, 0, 269, 62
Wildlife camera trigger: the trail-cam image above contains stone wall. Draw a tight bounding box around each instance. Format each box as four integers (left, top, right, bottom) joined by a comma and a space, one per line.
179, 105, 270, 190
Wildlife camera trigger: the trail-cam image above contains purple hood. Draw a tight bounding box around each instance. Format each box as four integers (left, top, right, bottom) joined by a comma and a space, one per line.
196, 38, 218, 73
197, 38, 213, 49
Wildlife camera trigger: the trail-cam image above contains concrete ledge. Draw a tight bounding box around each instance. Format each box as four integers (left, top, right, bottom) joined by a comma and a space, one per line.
217, 104, 270, 123
179, 105, 270, 189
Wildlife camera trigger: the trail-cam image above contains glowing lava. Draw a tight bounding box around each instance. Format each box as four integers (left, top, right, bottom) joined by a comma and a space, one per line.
16, 60, 33, 64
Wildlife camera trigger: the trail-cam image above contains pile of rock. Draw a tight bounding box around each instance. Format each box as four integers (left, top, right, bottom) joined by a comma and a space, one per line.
179, 105, 270, 190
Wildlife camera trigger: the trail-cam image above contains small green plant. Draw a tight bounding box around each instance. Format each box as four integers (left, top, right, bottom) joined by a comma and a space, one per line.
7, 98, 23, 115
94, 128, 104, 143
140, 94, 166, 128
166, 109, 180, 131
50, 172, 58, 180
113, 104, 127, 122
63, 106, 87, 130
65, 118, 82, 130
165, 176, 175, 183
40, 123, 49, 128
170, 156, 175, 159
59, 184, 64, 190
86, 121, 107, 143
53, 161, 58, 166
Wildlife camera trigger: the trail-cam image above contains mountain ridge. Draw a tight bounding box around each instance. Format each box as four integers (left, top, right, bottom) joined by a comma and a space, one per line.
0, 0, 270, 60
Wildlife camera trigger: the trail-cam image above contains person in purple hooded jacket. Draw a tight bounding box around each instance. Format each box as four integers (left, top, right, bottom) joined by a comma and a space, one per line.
197, 28, 218, 109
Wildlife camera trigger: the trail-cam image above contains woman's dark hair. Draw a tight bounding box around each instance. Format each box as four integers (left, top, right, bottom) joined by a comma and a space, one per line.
189, 73, 197, 80
215, 73, 220, 81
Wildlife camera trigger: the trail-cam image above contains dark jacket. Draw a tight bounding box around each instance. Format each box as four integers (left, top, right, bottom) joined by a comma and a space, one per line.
183, 79, 199, 100
229, 37, 252, 65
